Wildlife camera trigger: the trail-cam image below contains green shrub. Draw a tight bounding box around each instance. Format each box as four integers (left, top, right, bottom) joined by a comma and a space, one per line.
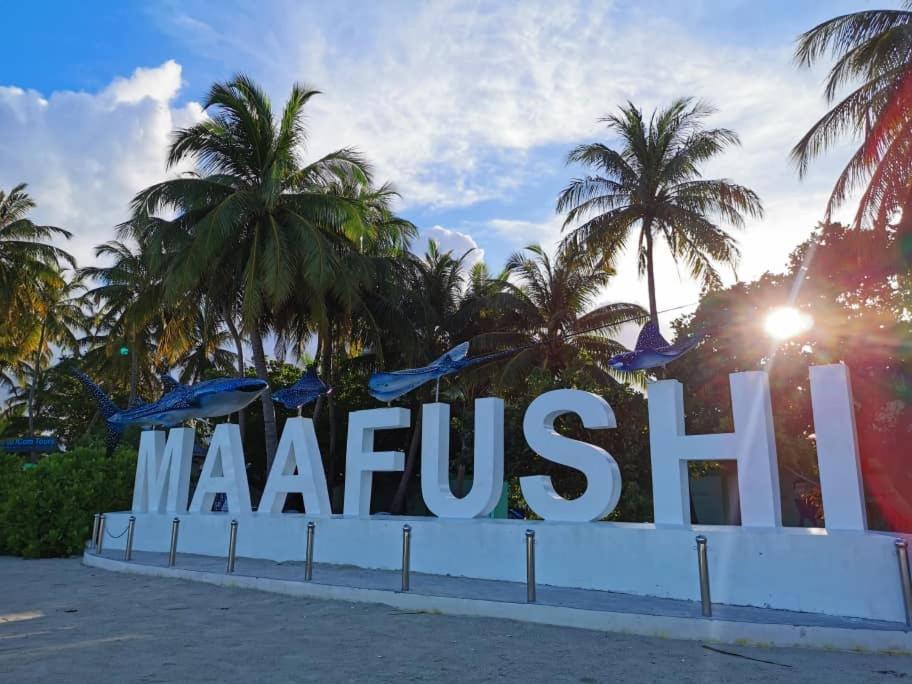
0, 447, 136, 558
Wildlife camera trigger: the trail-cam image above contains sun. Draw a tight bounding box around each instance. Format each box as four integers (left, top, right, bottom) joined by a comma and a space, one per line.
764, 307, 813, 341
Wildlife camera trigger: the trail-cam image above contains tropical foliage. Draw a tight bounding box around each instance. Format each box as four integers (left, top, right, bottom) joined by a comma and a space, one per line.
0, 184, 75, 367
794, 1, 912, 230
557, 98, 763, 324
0, 446, 135, 558
2, 58, 910, 537
479, 244, 647, 386
671, 222, 912, 529
124, 76, 413, 472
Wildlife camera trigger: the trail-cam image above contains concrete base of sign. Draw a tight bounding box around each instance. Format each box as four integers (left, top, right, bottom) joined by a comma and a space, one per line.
83, 548, 912, 653
96, 511, 910, 624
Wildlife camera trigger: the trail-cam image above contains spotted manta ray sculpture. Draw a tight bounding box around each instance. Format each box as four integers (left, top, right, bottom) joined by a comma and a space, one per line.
607, 321, 704, 372
368, 343, 517, 403
272, 367, 331, 410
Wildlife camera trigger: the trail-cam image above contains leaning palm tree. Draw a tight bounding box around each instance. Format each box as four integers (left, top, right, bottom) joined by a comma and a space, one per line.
793, 3, 912, 230
129, 76, 374, 471
557, 99, 763, 325
480, 244, 648, 387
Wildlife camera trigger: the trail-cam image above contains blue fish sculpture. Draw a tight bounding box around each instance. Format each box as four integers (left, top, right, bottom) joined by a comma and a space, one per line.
607, 321, 704, 372
368, 342, 516, 402
71, 369, 267, 455
272, 367, 330, 410
159, 372, 183, 394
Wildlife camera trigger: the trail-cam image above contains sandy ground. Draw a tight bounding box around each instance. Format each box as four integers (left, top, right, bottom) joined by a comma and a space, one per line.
1, 557, 911, 683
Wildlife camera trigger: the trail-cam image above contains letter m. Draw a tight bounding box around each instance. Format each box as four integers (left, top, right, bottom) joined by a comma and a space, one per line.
132, 428, 194, 513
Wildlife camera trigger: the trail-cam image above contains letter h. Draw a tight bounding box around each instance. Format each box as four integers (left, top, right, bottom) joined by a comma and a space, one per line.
648, 371, 781, 528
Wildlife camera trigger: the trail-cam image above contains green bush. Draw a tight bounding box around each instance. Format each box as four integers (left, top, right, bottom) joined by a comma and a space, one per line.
0, 447, 136, 558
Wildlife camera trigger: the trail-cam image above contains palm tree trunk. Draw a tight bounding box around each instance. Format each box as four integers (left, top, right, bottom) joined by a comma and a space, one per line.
454, 462, 466, 498
312, 332, 325, 425
225, 315, 246, 439
454, 406, 471, 497
390, 405, 421, 514
128, 335, 139, 407
644, 221, 659, 324
322, 320, 339, 486
28, 364, 42, 463
27, 375, 36, 439
28, 324, 46, 440
81, 410, 100, 444
28, 319, 50, 452
327, 394, 338, 486
250, 326, 278, 474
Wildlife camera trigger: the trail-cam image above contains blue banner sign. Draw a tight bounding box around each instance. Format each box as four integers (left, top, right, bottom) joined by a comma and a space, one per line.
1, 437, 58, 453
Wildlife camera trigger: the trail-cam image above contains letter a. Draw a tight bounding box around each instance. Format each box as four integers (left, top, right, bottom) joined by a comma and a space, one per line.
189, 424, 252, 514
259, 417, 331, 516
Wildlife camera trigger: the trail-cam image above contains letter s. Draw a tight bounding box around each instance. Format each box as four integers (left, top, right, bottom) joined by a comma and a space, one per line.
520, 389, 622, 522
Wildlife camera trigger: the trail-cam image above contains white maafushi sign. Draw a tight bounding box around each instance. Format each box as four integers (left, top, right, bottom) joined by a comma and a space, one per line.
130, 364, 868, 531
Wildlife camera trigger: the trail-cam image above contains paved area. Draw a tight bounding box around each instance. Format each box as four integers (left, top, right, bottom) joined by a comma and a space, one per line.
2, 557, 912, 683
94, 548, 907, 632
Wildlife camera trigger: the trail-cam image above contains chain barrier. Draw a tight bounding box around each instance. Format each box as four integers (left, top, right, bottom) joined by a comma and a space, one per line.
105, 523, 130, 539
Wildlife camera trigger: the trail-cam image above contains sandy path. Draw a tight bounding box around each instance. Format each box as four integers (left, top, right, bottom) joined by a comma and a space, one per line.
0, 556, 910, 683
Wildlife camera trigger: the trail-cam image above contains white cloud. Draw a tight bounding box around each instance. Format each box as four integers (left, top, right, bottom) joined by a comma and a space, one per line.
0, 1, 864, 351
415, 225, 484, 268
486, 218, 562, 253
157, 2, 849, 215
103, 60, 184, 105
0, 61, 203, 267
151, 1, 858, 313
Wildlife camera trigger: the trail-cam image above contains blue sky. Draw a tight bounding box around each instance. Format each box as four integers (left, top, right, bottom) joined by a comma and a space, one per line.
0, 0, 866, 339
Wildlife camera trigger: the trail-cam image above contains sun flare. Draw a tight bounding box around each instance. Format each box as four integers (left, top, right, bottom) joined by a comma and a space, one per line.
764, 307, 813, 341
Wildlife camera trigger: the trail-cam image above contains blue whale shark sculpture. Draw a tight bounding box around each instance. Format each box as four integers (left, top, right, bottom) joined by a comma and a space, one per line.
368, 342, 516, 402
71, 370, 267, 455
607, 321, 704, 372
272, 367, 330, 410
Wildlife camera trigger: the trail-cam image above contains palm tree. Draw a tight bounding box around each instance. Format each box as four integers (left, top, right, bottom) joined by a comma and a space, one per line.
176, 298, 237, 383
480, 244, 648, 387
557, 99, 763, 325
21, 269, 86, 440
793, 3, 912, 230
374, 241, 478, 514
0, 184, 74, 365
80, 240, 160, 405
130, 76, 373, 471
313, 182, 416, 483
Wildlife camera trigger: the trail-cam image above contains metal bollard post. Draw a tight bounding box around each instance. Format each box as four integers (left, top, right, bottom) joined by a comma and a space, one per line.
896, 539, 912, 626
91, 513, 101, 550
401, 524, 411, 592
96, 514, 106, 554
526, 529, 536, 603
168, 517, 180, 567
696, 535, 712, 617
124, 516, 136, 561
305, 522, 315, 581
226, 520, 238, 573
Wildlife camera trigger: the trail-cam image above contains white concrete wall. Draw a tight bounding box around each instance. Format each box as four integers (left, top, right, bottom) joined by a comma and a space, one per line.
99, 511, 908, 623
